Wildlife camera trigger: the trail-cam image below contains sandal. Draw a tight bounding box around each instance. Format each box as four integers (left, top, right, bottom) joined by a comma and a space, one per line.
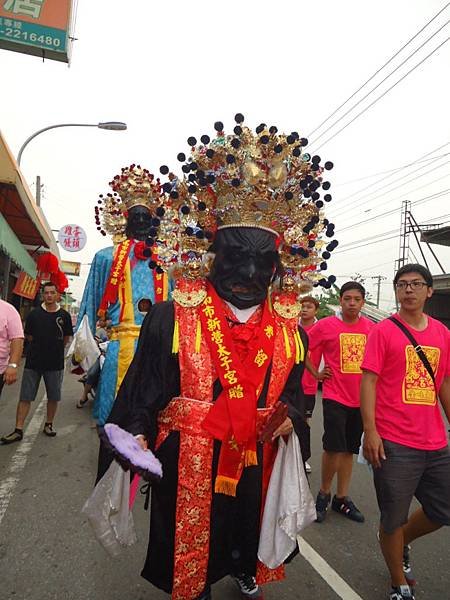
76, 398, 89, 409
1, 429, 23, 444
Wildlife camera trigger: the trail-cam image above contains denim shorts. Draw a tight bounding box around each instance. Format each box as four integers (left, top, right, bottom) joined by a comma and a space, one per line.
20, 368, 64, 402
373, 438, 450, 533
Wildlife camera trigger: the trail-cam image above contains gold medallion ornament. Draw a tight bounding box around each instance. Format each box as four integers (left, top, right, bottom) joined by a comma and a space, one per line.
150, 114, 339, 291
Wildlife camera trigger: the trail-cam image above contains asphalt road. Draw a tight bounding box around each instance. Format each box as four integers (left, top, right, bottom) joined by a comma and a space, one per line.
0, 369, 448, 600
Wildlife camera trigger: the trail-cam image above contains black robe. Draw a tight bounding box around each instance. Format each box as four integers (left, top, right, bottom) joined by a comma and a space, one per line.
99, 301, 309, 593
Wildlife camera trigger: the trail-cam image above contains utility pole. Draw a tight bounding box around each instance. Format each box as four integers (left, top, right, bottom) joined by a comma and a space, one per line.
35, 175, 41, 206
370, 275, 387, 308
395, 200, 411, 272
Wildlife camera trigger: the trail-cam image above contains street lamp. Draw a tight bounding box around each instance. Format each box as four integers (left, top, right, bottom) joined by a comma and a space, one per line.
17, 121, 127, 165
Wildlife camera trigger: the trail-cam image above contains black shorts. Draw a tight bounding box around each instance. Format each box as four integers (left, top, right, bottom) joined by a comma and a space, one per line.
373, 439, 450, 533
304, 394, 316, 419
322, 398, 362, 454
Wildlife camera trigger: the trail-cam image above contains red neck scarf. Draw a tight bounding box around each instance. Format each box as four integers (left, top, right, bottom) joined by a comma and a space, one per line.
200, 282, 276, 496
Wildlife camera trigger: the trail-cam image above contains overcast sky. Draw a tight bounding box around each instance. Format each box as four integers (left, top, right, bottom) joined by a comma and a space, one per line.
1, 0, 449, 309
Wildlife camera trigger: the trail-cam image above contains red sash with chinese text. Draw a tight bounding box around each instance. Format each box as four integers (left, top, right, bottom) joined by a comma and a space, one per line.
98, 239, 133, 318
200, 282, 276, 496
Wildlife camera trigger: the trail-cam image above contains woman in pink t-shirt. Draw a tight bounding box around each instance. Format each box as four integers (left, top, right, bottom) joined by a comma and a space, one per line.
361, 264, 450, 600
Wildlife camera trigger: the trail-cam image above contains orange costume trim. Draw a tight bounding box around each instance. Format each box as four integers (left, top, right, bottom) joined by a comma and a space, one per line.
156, 280, 302, 600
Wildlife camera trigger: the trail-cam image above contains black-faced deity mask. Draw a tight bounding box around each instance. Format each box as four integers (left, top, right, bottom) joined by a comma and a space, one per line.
125, 205, 153, 241
208, 227, 280, 309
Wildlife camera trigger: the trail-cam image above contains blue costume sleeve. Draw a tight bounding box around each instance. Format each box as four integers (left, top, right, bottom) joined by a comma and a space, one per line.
76, 247, 114, 333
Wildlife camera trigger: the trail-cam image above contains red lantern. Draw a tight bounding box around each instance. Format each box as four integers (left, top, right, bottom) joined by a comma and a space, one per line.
50, 270, 69, 293
36, 252, 59, 274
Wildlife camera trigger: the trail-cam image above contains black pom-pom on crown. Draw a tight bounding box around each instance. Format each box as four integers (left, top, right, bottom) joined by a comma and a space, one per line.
234, 113, 245, 123
214, 121, 224, 132
187, 136, 197, 147
200, 135, 210, 145
159, 165, 169, 175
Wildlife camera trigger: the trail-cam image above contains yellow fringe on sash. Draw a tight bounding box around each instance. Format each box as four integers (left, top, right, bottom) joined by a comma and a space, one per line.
195, 318, 202, 353
295, 330, 305, 363
244, 450, 258, 466
215, 476, 238, 497
172, 319, 180, 354
282, 324, 291, 359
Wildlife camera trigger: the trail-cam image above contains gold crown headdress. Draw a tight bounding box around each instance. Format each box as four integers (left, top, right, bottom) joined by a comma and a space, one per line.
153, 115, 338, 289
95, 164, 163, 243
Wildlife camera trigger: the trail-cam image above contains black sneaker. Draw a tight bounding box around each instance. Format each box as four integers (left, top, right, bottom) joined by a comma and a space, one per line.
195, 587, 212, 600
331, 495, 365, 522
43, 423, 56, 437
232, 574, 263, 599
315, 491, 331, 523
389, 584, 415, 599
403, 544, 417, 586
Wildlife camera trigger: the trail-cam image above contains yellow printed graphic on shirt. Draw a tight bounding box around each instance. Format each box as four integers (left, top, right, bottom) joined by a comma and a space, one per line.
403, 345, 440, 405
339, 333, 367, 374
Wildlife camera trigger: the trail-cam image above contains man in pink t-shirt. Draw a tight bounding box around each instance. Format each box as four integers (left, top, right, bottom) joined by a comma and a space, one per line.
361, 264, 450, 600
0, 299, 24, 398
308, 281, 373, 524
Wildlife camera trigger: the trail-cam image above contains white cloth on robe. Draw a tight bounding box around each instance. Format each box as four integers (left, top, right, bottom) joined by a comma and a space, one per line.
258, 434, 317, 569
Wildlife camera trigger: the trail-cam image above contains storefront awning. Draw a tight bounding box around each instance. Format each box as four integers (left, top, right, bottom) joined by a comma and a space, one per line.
0, 130, 59, 255
0, 213, 37, 278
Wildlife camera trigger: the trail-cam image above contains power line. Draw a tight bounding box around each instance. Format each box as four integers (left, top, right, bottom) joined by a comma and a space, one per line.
336, 188, 450, 232
335, 143, 450, 187
333, 209, 450, 255
331, 143, 450, 213
307, 3, 450, 140
309, 18, 450, 148
332, 160, 450, 219
313, 36, 450, 152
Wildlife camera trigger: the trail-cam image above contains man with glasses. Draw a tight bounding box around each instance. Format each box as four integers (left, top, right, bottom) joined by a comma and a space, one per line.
361, 264, 450, 600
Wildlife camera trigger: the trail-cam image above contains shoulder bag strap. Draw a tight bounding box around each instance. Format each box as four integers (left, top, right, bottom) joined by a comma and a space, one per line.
388, 316, 436, 389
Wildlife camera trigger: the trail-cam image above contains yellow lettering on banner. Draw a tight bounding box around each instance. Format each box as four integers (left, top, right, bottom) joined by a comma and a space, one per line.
254, 349, 268, 367
156, 274, 162, 281
207, 318, 221, 332
217, 345, 231, 359
211, 330, 224, 344
264, 324, 274, 339
157, 287, 163, 294
228, 385, 244, 399
224, 370, 238, 385
110, 277, 118, 285
203, 296, 213, 305
220, 356, 233, 370
203, 305, 215, 318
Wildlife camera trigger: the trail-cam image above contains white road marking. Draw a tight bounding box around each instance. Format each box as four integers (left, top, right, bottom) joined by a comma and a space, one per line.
0, 394, 46, 526
298, 536, 364, 600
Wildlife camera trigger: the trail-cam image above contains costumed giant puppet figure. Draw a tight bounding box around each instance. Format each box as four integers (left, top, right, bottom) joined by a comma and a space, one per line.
99, 116, 338, 599
76, 165, 169, 425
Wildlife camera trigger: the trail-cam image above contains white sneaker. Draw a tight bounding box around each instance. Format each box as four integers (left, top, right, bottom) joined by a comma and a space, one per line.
305, 462, 312, 473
